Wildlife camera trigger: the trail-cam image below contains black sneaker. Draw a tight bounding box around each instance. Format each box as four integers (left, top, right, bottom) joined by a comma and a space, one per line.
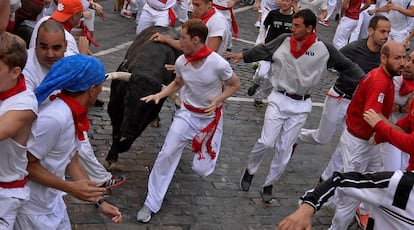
247, 84, 260, 96
240, 169, 254, 191
98, 175, 126, 189
254, 100, 264, 107
291, 143, 298, 156
94, 99, 104, 107
261, 185, 273, 203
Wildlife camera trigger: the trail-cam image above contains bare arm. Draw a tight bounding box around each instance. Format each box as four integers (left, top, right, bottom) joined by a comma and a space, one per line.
387, 4, 414, 16
27, 152, 105, 202
141, 76, 184, 104
204, 74, 241, 115
341, 0, 350, 18
0, 110, 36, 143
363, 109, 404, 131
150, 32, 182, 50
66, 152, 91, 180
206, 36, 222, 52
0, 0, 9, 34
360, 0, 372, 13
223, 51, 244, 63
277, 204, 314, 230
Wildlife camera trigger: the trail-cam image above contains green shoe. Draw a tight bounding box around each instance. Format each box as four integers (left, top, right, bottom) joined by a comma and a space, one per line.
247, 83, 260, 96
252, 62, 259, 70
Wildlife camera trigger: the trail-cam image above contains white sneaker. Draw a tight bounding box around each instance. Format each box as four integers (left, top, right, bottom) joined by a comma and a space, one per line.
254, 21, 261, 28
137, 204, 152, 223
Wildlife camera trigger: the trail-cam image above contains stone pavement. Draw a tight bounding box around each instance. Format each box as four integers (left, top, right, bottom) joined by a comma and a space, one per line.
67, 2, 361, 229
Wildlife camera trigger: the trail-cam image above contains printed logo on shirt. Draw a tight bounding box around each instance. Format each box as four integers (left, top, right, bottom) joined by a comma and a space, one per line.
377, 93, 385, 103
305, 51, 315, 56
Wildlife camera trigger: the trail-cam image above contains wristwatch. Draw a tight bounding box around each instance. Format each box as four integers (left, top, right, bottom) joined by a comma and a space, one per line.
95, 198, 107, 208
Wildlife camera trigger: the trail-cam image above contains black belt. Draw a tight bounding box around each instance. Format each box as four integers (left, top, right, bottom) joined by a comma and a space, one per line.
278, 91, 310, 100
333, 86, 352, 100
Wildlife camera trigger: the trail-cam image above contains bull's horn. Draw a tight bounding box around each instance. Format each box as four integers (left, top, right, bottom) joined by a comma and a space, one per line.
105, 72, 132, 81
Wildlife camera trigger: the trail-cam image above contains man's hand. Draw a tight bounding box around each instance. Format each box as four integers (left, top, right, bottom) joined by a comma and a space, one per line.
141, 93, 162, 104
363, 109, 382, 128
150, 32, 170, 43
98, 201, 123, 223
165, 64, 176, 73
78, 36, 90, 54
277, 204, 314, 230
223, 51, 243, 63
205, 98, 220, 116
68, 179, 106, 202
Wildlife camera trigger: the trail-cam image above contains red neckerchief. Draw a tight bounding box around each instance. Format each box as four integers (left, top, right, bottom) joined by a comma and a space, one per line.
399, 76, 414, 96
212, 4, 238, 38
184, 102, 223, 160
62, 21, 74, 33
0, 75, 26, 100
289, 33, 317, 59
50, 93, 89, 141
198, 8, 216, 24
184, 45, 213, 66
168, 8, 176, 27
79, 21, 100, 47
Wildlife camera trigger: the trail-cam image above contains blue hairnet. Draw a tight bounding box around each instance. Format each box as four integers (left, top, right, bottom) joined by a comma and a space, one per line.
35, 54, 106, 104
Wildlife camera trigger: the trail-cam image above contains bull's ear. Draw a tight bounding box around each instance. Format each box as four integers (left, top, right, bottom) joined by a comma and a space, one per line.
105, 72, 132, 81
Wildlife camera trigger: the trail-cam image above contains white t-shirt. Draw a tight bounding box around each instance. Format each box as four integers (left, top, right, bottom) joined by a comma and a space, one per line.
0, 89, 38, 199
387, 0, 414, 32
175, 52, 233, 109
23, 48, 49, 92
147, 0, 176, 10
20, 99, 78, 214
298, 0, 327, 15
205, 11, 231, 56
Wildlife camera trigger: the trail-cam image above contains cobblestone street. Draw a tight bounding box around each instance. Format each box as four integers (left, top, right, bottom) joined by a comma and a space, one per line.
67, 2, 361, 229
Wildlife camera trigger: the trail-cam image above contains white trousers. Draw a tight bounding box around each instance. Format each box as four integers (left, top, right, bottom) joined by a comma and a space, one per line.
136, 3, 169, 35
173, 0, 189, 23
349, 4, 375, 42
298, 87, 350, 145
0, 197, 25, 230
329, 129, 382, 230
15, 197, 71, 230
325, 0, 341, 20
381, 142, 409, 171
78, 136, 112, 184
247, 91, 312, 187
333, 16, 359, 50
389, 29, 409, 43
144, 108, 223, 213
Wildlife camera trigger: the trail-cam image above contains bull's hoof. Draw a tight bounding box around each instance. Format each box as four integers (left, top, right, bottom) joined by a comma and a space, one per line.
150, 119, 161, 128
104, 161, 124, 171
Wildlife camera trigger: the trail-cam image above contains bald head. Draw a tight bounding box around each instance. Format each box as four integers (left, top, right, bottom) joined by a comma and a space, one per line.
35, 19, 67, 69
381, 40, 406, 77
381, 40, 404, 57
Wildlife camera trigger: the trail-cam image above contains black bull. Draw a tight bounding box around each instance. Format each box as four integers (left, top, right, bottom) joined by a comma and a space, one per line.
106, 26, 181, 164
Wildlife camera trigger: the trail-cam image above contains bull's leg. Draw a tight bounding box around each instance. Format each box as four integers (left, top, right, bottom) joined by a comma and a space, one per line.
106, 138, 136, 163
149, 116, 161, 127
